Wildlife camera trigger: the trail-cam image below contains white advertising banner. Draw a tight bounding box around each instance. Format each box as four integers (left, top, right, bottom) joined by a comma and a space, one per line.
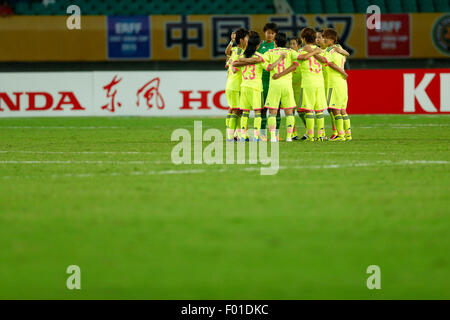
0, 71, 229, 117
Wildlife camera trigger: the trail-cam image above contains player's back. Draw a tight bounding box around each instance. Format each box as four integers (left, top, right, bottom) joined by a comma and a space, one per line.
324, 46, 347, 87
226, 47, 243, 91
264, 47, 299, 85
298, 44, 325, 88
240, 53, 264, 92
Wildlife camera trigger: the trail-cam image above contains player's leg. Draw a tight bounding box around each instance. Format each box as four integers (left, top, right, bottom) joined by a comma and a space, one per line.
327, 88, 338, 139
315, 87, 327, 141
260, 82, 269, 137
292, 85, 302, 140
342, 110, 351, 140
300, 87, 316, 141
250, 89, 263, 142
226, 90, 238, 141
264, 85, 281, 142
329, 111, 337, 139
283, 108, 296, 142
235, 110, 242, 140
330, 109, 345, 141
226, 107, 232, 128
281, 86, 297, 142
253, 110, 262, 141
267, 109, 278, 142
240, 110, 250, 142
275, 108, 281, 135
239, 87, 254, 142
340, 85, 351, 140
296, 88, 308, 140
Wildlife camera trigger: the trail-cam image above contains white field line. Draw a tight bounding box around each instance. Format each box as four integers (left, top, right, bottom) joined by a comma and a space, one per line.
0, 150, 157, 155
0, 150, 392, 156
0, 126, 124, 129
1, 160, 447, 179
0, 125, 215, 129
359, 123, 449, 129
0, 160, 171, 164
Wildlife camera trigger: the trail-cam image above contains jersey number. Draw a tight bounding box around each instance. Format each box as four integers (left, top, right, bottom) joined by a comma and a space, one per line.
277, 59, 286, 74
308, 57, 322, 73
243, 65, 256, 80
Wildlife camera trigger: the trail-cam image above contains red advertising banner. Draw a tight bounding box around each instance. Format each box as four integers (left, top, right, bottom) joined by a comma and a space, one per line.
367, 14, 411, 57
347, 69, 450, 114
0, 69, 448, 117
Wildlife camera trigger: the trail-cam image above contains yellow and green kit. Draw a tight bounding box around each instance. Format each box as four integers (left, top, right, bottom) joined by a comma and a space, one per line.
225, 46, 243, 110
323, 45, 348, 110
238, 53, 265, 112
262, 47, 300, 110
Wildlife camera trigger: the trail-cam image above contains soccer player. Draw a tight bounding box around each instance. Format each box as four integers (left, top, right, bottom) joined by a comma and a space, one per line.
257, 22, 281, 140
322, 28, 351, 141
316, 31, 350, 139
225, 28, 249, 141
231, 32, 267, 141
224, 32, 236, 130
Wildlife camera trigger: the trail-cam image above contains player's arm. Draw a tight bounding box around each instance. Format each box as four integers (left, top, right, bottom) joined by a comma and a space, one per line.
233, 58, 260, 67
272, 62, 298, 80
327, 61, 348, 79
266, 52, 286, 71
233, 54, 264, 67
297, 48, 321, 60
333, 45, 350, 57
225, 55, 231, 69
312, 52, 328, 64
225, 32, 236, 56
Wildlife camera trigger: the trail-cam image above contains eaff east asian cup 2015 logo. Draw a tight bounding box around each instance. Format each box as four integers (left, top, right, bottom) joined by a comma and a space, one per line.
432, 14, 450, 56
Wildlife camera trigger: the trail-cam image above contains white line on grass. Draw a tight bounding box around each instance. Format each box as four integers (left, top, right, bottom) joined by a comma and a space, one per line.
1, 160, 447, 179
0, 126, 124, 129
0, 150, 156, 155
0, 160, 170, 164
0, 150, 390, 156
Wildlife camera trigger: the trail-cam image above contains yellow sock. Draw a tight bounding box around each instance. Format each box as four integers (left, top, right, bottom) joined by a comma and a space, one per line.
335, 115, 345, 137
330, 111, 337, 135
227, 114, 237, 140
235, 116, 241, 138
241, 111, 249, 139
315, 112, 325, 137
343, 114, 351, 136
286, 115, 295, 139
254, 114, 262, 139
305, 112, 314, 138
226, 110, 232, 128
268, 115, 277, 139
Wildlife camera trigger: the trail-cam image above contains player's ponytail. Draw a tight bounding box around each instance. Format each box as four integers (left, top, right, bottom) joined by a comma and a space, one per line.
244, 32, 261, 58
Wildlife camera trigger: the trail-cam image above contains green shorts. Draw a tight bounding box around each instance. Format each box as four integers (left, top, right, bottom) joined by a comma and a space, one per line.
226, 89, 240, 110
239, 86, 263, 111
298, 87, 327, 112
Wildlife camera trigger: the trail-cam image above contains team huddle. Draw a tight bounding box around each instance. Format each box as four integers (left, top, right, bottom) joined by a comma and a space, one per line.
224, 23, 352, 142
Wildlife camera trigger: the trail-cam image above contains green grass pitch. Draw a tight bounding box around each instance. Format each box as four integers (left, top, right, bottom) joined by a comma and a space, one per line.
0, 115, 449, 299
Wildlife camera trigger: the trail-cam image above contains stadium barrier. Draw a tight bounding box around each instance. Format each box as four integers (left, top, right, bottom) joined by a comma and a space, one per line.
0, 13, 449, 61
0, 69, 449, 117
